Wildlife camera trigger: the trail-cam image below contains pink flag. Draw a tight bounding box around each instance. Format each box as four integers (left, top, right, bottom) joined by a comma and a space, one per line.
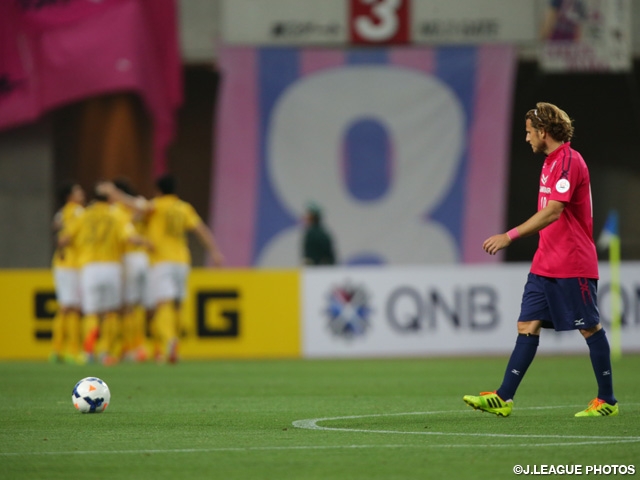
0, 0, 182, 175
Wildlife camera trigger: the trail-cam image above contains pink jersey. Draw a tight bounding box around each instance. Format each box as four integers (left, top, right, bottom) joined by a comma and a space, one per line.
530, 142, 598, 279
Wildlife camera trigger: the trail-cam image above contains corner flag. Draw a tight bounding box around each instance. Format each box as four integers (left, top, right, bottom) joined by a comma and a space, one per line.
598, 210, 621, 361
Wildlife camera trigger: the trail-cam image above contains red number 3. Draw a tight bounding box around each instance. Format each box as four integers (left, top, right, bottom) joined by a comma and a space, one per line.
350, 0, 410, 44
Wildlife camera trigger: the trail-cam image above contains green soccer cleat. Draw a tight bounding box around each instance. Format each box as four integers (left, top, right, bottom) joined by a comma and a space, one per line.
574, 398, 619, 417
463, 391, 513, 417
49, 352, 63, 364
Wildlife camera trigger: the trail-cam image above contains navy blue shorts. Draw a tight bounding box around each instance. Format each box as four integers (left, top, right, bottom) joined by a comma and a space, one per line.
518, 273, 600, 331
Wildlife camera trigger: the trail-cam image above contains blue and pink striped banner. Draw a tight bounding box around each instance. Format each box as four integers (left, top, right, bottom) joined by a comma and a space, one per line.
211, 45, 515, 267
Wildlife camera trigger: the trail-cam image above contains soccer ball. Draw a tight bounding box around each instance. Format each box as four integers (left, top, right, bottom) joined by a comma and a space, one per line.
72, 377, 111, 413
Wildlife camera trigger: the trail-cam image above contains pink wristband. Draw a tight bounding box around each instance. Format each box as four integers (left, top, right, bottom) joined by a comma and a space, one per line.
506, 228, 520, 241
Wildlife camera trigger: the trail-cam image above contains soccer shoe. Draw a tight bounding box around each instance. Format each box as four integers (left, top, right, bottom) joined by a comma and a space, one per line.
49, 352, 63, 364
63, 354, 80, 365
71, 353, 88, 366
574, 398, 619, 417
134, 346, 148, 363
167, 338, 179, 364
82, 351, 95, 364
463, 391, 513, 417
99, 353, 118, 367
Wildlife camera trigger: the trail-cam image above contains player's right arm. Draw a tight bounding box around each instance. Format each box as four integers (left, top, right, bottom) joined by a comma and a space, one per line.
52, 210, 63, 233
483, 200, 565, 255
193, 222, 224, 266
98, 182, 152, 215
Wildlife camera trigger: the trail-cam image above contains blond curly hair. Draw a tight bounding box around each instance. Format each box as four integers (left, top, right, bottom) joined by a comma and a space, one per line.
525, 102, 574, 142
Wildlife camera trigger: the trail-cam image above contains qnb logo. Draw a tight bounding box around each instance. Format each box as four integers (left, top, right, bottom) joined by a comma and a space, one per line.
324, 283, 372, 339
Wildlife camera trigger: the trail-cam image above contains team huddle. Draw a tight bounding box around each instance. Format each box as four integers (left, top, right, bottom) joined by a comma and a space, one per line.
50, 175, 224, 366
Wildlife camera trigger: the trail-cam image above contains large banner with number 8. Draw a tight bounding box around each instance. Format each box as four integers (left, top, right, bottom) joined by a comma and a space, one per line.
211, 45, 516, 267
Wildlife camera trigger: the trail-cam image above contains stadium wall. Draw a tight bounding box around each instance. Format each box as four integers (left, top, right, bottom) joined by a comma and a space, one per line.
0, 122, 54, 268
2, 1, 640, 269
1, 264, 639, 360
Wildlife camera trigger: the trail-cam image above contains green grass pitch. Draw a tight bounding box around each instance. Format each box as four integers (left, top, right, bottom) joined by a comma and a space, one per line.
1, 355, 639, 480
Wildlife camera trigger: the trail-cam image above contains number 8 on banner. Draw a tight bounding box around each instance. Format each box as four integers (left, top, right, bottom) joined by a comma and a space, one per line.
350, 0, 410, 44
258, 66, 464, 266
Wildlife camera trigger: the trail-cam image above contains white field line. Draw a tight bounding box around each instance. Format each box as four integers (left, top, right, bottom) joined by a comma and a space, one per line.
2, 405, 638, 456
3, 438, 640, 457
0, 445, 428, 456
291, 405, 640, 446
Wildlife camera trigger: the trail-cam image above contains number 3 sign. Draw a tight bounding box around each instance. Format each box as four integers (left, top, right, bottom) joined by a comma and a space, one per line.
350, 0, 410, 44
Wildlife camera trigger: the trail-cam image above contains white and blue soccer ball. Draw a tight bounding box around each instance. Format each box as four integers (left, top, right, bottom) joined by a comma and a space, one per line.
72, 377, 111, 413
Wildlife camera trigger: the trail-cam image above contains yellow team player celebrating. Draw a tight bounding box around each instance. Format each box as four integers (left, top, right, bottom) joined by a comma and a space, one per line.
59, 185, 149, 365
50, 182, 86, 364
112, 177, 151, 362
101, 175, 224, 363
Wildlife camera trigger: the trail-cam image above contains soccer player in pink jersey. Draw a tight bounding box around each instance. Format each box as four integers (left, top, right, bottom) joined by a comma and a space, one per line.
464, 102, 618, 417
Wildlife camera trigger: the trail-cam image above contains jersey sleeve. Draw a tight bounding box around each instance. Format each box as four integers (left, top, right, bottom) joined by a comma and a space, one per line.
183, 202, 203, 231
549, 150, 582, 204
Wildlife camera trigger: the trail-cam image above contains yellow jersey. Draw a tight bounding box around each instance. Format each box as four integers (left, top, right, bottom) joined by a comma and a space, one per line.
146, 194, 202, 265
114, 202, 148, 254
52, 202, 84, 269
66, 201, 136, 266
